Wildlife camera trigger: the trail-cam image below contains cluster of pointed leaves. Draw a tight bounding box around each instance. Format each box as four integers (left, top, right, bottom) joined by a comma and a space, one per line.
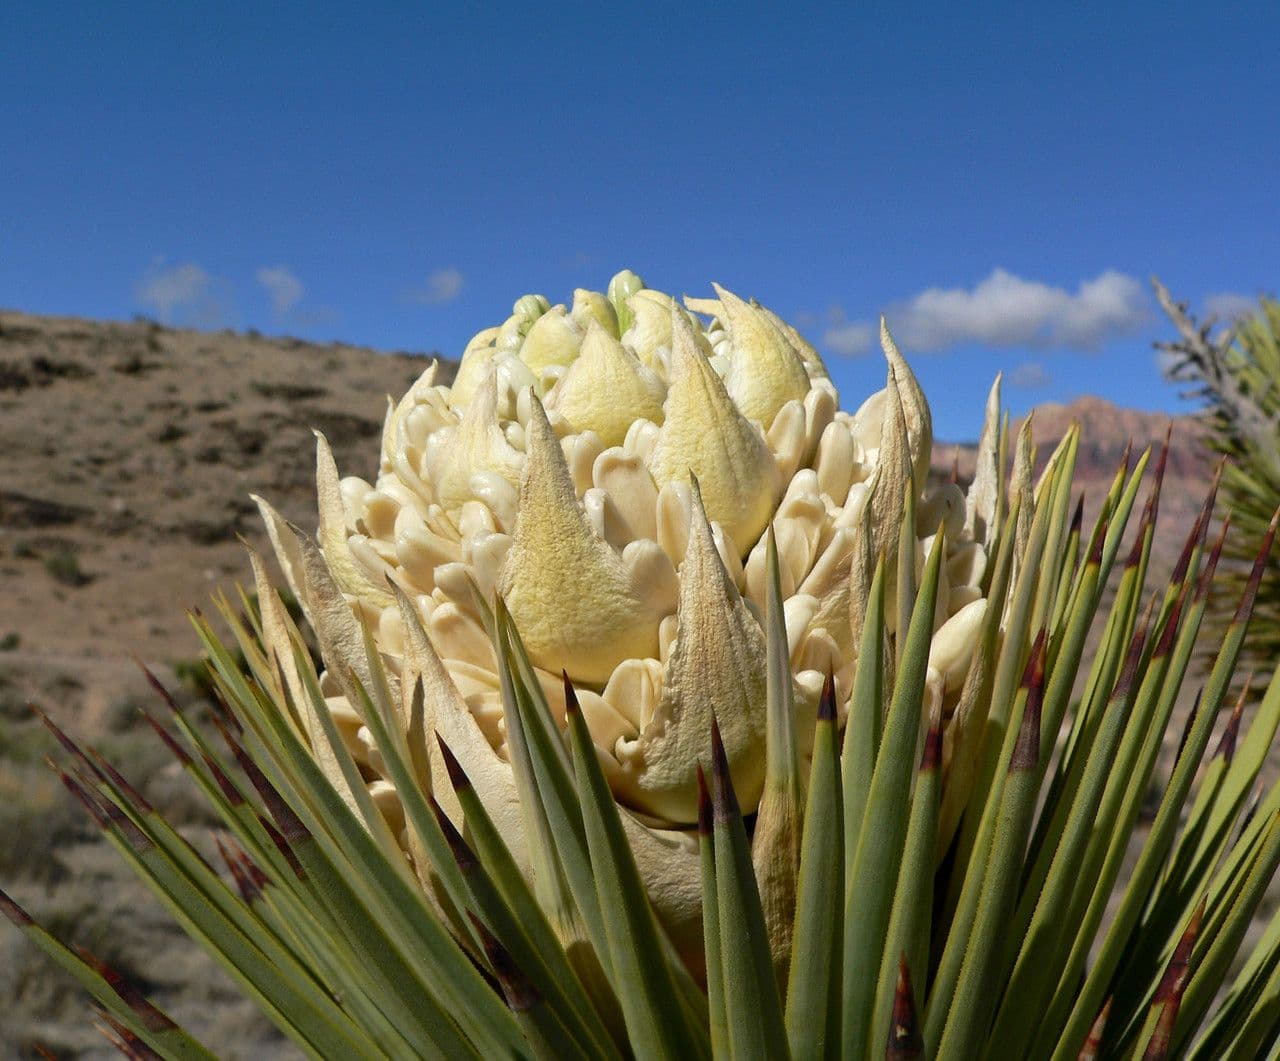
8, 417, 1280, 1060
1157, 278, 1280, 701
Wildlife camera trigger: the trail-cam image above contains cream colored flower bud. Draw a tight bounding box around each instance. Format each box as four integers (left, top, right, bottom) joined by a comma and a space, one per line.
499, 396, 678, 685
546, 323, 666, 447
518, 306, 584, 376
513, 293, 551, 327
650, 307, 780, 552
571, 288, 620, 337
607, 268, 644, 332
713, 283, 811, 430
928, 598, 988, 695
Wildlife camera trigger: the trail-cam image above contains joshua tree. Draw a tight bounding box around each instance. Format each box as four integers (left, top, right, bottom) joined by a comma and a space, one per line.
1156, 277, 1280, 695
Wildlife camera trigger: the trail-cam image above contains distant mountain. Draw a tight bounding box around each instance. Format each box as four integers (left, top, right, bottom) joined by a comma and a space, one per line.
933, 394, 1213, 570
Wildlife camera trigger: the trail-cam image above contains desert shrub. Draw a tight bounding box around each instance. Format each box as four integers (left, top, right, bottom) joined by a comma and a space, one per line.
43, 548, 91, 587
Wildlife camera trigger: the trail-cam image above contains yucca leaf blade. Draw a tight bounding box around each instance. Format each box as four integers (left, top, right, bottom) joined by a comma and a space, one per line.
563, 676, 709, 1060
697, 768, 729, 1059
841, 525, 943, 1058
931, 633, 1044, 1058
871, 694, 940, 1058
0, 887, 218, 1061
784, 674, 843, 1059
842, 550, 886, 866
434, 735, 617, 1057
712, 719, 790, 1060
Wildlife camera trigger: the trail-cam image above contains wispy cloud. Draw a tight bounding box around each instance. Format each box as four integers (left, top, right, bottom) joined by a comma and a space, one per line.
821, 268, 1150, 357
818, 305, 877, 356
1010, 361, 1052, 390
1203, 291, 1257, 324
257, 266, 304, 316
408, 267, 465, 306
824, 320, 877, 356
135, 261, 225, 325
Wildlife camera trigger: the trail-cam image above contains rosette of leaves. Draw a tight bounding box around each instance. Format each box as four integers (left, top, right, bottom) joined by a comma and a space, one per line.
1157, 278, 1280, 698
4, 274, 1280, 1060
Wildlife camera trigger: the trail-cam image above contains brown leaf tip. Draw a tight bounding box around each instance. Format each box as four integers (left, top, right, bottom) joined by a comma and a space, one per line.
1087, 514, 1109, 566
709, 717, 742, 825
1171, 474, 1219, 586
137, 662, 184, 717
1233, 505, 1280, 622
1018, 627, 1048, 692
1142, 428, 1171, 524
1153, 586, 1186, 659
1154, 897, 1205, 1004
216, 835, 261, 904
79, 949, 177, 1033
1215, 676, 1251, 764
1012, 630, 1046, 772
89, 749, 154, 815
430, 795, 478, 872
562, 671, 579, 717
1123, 504, 1151, 571
920, 720, 943, 772
817, 670, 838, 724
1196, 514, 1230, 603
435, 733, 471, 792
468, 913, 540, 1013
141, 711, 194, 767
196, 745, 243, 805
93, 782, 155, 853
248, 765, 308, 845
1111, 601, 1153, 706
887, 955, 924, 1059
98, 1009, 164, 1061
696, 764, 712, 838
0, 886, 34, 926
34, 706, 95, 772
259, 815, 306, 880
58, 769, 110, 830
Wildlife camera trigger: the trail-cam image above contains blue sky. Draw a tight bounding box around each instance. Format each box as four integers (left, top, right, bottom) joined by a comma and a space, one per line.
3, 2, 1276, 440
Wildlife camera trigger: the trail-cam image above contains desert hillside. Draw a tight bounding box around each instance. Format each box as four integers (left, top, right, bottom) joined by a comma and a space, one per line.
0, 310, 450, 720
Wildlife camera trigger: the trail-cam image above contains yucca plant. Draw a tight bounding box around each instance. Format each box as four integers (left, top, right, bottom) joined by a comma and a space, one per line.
6, 271, 1280, 1059
1157, 277, 1280, 697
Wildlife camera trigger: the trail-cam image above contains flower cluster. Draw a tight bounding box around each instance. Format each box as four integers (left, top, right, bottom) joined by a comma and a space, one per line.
257, 271, 993, 953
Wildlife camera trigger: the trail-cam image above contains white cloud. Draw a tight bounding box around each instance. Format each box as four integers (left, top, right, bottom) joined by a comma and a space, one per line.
409, 267, 465, 306
1203, 292, 1257, 324
1010, 361, 1052, 389
820, 268, 1150, 357
891, 269, 1149, 351
135, 261, 217, 323
257, 266, 304, 315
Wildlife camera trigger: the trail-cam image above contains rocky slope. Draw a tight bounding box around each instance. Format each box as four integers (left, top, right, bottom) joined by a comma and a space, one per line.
0, 310, 448, 720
